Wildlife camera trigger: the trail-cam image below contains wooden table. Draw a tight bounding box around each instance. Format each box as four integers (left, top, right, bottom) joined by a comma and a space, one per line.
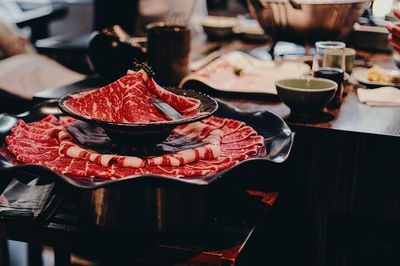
20, 40, 400, 265
0, 191, 275, 266
210, 53, 400, 265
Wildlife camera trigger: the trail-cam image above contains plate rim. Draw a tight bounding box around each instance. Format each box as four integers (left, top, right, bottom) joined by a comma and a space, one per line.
352, 66, 400, 87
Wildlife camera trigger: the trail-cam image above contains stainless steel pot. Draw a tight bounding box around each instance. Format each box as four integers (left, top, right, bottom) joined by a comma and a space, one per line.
247, 0, 370, 45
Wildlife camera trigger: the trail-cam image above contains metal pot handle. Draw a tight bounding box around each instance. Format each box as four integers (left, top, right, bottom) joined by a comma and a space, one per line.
289, 0, 302, 9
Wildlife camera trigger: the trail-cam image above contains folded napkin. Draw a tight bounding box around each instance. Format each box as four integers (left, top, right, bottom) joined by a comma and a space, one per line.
357, 87, 400, 107
0, 53, 85, 100
0, 178, 54, 219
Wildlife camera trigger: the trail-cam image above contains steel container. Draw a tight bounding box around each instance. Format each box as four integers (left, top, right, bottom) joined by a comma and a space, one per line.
247, 0, 370, 45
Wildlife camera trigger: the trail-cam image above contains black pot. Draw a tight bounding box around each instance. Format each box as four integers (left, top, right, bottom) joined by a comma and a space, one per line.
87, 25, 146, 81
76, 171, 286, 232
79, 186, 209, 231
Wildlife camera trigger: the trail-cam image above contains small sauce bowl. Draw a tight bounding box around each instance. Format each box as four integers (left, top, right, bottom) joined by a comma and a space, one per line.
275, 78, 338, 113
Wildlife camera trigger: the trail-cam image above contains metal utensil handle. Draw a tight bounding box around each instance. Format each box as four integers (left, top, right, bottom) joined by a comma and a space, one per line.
149, 98, 184, 121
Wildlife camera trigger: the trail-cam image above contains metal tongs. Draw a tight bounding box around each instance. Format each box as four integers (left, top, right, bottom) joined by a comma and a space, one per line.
149, 97, 184, 121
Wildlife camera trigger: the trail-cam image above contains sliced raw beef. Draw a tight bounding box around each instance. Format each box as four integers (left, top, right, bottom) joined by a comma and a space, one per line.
59, 139, 145, 168
142, 71, 200, 113
6, 115, 265, 179
221, 135, 264, 150
221, 126, 258, 144
64, 69, 201, 123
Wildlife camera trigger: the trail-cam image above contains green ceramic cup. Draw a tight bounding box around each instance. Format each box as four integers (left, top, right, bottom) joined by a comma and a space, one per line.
275, 78, 338, 112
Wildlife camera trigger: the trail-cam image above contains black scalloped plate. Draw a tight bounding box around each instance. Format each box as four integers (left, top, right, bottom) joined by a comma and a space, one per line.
58, 88, 219, 145
0, 99, 294, 190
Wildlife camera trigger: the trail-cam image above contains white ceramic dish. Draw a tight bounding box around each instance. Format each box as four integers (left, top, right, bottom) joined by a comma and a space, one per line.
352, 67, 400, 88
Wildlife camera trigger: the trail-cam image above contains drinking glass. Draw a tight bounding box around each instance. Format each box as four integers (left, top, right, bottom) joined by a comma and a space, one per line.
313, 41, 346, 108
146, 22, 191, 86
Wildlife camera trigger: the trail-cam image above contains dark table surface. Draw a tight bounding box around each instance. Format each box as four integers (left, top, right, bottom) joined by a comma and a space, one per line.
34, 39, 400, 138
34, 77, 400, 139
26, 39, 400, 265
0, 192, 275, 266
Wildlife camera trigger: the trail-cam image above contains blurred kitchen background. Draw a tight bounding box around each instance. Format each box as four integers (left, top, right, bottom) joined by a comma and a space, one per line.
3, 0, 399, 74
1, 1, 400, 264
12, 0, 400, 36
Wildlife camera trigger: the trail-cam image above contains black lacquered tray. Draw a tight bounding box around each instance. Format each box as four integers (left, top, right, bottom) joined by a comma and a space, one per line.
0, 99, 294, 190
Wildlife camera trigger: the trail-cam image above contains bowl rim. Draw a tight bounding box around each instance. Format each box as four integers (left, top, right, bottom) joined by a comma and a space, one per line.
58, 87, 218, 129
201, 16, 238, 28
275, 78, 338, 92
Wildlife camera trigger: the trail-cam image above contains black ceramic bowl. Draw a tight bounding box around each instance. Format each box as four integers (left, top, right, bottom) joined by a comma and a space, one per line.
58, 87, 218, 146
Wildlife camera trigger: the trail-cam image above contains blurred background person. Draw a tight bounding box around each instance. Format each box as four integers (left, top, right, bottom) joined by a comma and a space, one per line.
0, 19, 35, 57
387, 9, 400, 53
0, 1, 35, 57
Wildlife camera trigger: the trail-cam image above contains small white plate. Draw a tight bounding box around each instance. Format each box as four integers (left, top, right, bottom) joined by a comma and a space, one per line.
352, 67, 400, 88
